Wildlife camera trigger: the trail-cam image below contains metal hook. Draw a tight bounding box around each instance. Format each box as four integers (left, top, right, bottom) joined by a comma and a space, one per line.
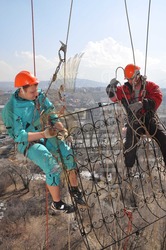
58, 41, 67, 62
115, 66, 124, 79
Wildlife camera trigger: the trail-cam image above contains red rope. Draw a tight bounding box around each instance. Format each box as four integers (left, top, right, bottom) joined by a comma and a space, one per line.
45, 185, 49, 250
123, 208, 133, 250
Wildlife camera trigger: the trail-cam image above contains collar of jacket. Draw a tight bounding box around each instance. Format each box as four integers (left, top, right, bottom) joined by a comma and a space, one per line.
124, 79, 145, 93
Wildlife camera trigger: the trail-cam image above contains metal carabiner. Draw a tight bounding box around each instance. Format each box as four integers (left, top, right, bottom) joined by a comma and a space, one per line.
58, 41, 67, 63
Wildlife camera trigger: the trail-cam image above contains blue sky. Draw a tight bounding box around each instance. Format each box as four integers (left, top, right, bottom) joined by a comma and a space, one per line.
1, 0, 166, 87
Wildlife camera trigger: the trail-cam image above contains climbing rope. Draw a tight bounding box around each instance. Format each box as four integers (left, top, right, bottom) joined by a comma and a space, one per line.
123, 0, 152, 76
30, 0, 36, 76
42, 1, 74, 249
108, 2, 163, 248
112, 0, 154, 155
123, 0, 136, 65
144, 0, 152, 77
123, 208, 133, 250
45, 185, 49, 250
63, 0, 74, 86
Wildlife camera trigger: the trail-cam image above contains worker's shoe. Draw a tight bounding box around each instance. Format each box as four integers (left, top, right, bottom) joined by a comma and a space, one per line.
70, 188, 86, 206
51, 201, 75, 214
126, 168, 135, 178
126, 169, 144, 179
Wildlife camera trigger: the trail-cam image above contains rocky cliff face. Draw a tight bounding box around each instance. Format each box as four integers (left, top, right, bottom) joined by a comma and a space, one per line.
0, 133, 166, 250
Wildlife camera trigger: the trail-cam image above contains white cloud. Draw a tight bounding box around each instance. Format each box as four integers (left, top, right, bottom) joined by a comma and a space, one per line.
1, 37, 166, 88
0, 60, 15, 81
0, 51, 59, 82
77, 37, 166, 87
14, 51, 57, 81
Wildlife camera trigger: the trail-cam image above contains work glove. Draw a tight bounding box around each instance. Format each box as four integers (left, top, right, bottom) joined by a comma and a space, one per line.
143, 98, 155, 111
57, 129, 73, 142
43, 127, 57, 138
65, 135, 73, 143
106, 78, 119, 98
56, 128, 69, 140
129, 101, 143, 113
43, 126, 72, 141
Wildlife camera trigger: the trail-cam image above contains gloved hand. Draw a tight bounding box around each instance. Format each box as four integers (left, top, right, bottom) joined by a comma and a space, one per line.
143, 98, 155, 111
106, 78, 119, 98
57, 129, 73, 142
129, 101, 143, 113
43, 127, 57, 138
66, 135, 73, 143
56, 128, 69, 140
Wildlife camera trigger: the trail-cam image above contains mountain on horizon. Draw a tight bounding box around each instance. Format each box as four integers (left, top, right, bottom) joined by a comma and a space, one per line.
0, 79, 107, 92
1, 79, 166, 92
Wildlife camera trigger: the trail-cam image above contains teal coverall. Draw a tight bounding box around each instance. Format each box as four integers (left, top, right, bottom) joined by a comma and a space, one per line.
2, 89, 76, 186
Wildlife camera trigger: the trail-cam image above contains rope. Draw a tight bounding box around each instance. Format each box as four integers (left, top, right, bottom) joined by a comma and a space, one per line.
123, 208, 133, 250
41, 0, 74, 116
113, 82, 152, 154
30, 0, 36, 76
144, 0, 152, 77
30, 8, 50, 247
59, 0, 74, 114
43, 41, 67, 104
64, 0, 74, 81
123, 0, 136, 65
45, 1, 74, 249
123, 0, 152, 78
114, 0, 153, 154
45, 185, 49, 250
65, 0, 74, 51
28, 1, 74, 248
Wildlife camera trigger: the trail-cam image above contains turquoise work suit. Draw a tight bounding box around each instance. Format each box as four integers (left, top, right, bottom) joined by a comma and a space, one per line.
2, 89, 76, 186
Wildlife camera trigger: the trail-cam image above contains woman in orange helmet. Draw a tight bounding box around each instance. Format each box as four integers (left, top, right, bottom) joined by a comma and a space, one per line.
106, 63, 166, 178
2, 70, 85, 214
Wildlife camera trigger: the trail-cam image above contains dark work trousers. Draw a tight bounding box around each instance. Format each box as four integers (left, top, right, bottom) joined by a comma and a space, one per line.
124, 112, 166, 168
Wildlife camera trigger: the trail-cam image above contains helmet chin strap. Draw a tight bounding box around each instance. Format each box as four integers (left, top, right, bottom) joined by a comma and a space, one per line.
21, 87, 25, 93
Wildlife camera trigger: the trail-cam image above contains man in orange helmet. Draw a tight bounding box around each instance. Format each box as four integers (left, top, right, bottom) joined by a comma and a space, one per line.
2, 70, 85, 213
106, 63, 166, 178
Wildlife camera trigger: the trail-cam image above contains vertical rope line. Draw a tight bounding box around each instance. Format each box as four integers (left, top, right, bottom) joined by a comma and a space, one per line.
124, 0, 136, 65
144, 0, 152, 77
68, 215, 71, 250
30, 0, 36, 76
65, 0, 74, 49
63, 0, 74, 87
45, 185, 49, 250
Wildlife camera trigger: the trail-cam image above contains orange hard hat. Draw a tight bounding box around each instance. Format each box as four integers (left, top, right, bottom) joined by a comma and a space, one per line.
14, 71, 39, 87
124, 64, 140, 79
